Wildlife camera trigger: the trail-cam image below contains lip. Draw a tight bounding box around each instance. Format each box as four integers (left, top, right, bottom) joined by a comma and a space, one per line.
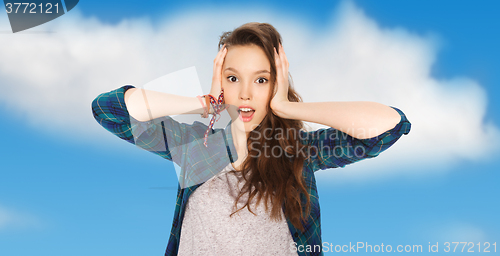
238, 105, 255, 122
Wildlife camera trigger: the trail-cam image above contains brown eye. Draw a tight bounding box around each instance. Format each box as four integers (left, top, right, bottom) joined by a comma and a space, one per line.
227, 75, 238, 82
256, 77, 268, 84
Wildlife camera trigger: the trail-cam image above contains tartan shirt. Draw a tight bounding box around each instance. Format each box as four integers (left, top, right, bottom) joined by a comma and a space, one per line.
91, 85, 412, 256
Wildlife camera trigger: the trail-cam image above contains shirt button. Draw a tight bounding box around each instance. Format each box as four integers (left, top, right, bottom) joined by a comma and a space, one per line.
294, 232, 299, 237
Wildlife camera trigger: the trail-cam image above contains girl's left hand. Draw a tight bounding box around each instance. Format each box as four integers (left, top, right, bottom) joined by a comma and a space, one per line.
270, 43, 290, 116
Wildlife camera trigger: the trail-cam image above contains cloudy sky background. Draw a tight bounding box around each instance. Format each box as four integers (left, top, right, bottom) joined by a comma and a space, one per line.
1, 0, 499, 255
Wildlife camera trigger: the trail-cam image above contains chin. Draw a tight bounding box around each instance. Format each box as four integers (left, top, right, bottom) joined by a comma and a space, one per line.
245, 123, 260, 132
232, 120, 259, 134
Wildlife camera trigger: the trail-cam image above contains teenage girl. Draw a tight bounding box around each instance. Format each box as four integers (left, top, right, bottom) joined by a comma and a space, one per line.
92, 22, 411, 256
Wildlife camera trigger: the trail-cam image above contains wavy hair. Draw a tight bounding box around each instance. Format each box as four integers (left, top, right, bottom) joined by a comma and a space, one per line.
218, 22, 311, 232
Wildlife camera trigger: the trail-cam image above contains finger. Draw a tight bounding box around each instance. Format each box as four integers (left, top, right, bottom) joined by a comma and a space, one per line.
275, 46, 285, 85
279, 43, 289, 70
214, 45, 226, 66
213, 45, 228, 84
218, 46, 227, 82
279, 44, 288, 80
274, 47, 285, 89
274, 47, 281, 78
273, 47, 280, 93
213, 44, 226, 68
219, 45, 228, 71
215, 45, 227, 69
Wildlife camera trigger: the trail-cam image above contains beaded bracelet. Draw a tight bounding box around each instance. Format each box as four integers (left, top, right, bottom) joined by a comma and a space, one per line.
203, 88, 226, 147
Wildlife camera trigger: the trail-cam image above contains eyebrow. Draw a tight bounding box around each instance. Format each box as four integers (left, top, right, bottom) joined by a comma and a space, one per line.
224, 67, 270, 75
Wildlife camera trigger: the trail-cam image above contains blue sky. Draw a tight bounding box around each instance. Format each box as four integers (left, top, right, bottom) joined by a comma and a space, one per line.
1, 0, 499, 255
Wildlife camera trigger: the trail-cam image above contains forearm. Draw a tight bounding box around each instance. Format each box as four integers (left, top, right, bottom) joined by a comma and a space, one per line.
274, 101, 402, 139
124, 88, 210, 122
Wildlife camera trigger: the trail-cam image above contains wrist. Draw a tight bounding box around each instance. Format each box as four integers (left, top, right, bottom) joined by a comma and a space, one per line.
209, 91, 220, 98
202, 95, 214, 114
272, 101, 292, 119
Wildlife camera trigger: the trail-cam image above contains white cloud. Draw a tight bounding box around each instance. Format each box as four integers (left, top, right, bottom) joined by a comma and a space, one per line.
437, 223, 487, 242
0, 205, 41, 230
422, 221, 488, 242
0, 1, 498, 181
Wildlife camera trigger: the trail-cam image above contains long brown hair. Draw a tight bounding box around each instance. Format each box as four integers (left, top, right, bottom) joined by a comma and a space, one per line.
218, 22, 311, 232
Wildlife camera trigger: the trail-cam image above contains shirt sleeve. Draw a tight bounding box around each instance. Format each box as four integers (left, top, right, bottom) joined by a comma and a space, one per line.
91, 85, 201, 162
92, 85, 236, 189
301, 106, 411, 172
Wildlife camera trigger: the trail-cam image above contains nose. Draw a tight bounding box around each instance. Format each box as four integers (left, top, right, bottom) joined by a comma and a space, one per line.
239, 82, 252, 101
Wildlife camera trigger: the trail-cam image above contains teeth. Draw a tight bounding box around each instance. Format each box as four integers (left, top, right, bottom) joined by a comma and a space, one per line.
239, 108, 254, 112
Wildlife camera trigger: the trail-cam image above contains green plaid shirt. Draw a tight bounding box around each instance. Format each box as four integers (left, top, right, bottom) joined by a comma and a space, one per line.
92, 85, 411, 256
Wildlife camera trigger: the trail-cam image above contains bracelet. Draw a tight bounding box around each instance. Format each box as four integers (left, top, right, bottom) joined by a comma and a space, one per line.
203, 88, 226, 147
196, 95, 209, 118
205, 95, 212, 115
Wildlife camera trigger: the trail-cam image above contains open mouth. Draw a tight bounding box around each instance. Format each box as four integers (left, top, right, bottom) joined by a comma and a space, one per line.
238, 107, 255, 122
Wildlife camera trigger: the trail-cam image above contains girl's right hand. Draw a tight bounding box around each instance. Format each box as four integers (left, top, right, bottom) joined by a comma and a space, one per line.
210, 44, 228, 98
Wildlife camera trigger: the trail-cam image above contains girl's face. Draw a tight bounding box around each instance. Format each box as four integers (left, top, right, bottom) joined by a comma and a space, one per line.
222, 44, 272, 133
